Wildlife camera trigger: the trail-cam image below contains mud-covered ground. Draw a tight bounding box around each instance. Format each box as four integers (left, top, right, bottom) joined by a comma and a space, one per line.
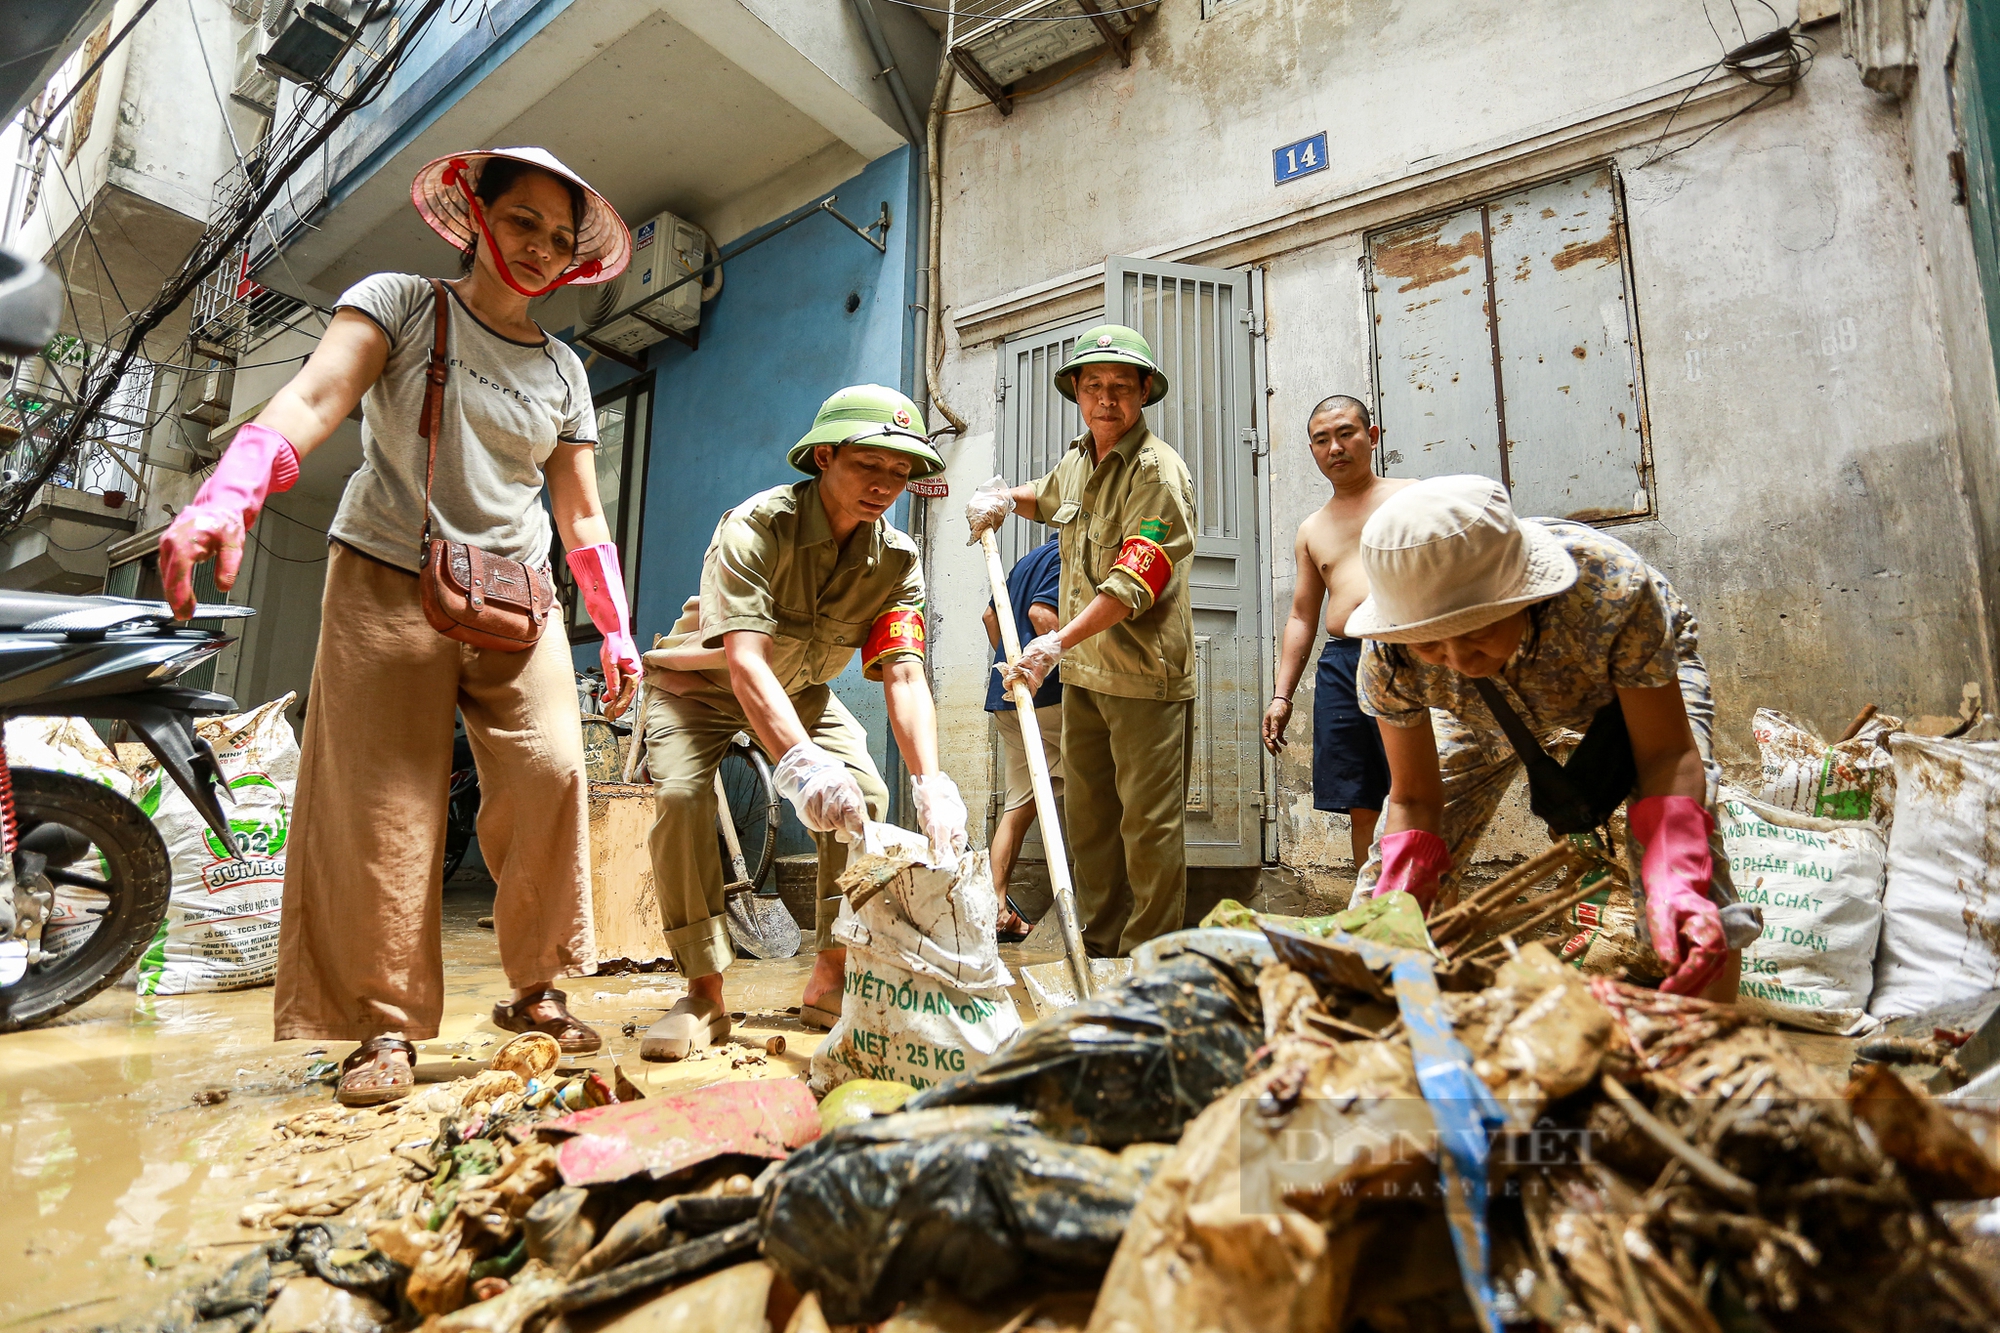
0, 871, 839, 1331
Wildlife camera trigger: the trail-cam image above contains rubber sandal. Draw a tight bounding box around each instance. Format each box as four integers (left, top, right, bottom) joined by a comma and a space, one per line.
336, 1035, 416, 1107
492, 987, 603, 1055
996, 905, 1032, 943
799, 998, 842, 1031
639, 996, 731, 1062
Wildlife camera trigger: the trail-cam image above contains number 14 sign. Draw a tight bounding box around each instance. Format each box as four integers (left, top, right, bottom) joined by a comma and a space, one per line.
1273, 131, 1328, 186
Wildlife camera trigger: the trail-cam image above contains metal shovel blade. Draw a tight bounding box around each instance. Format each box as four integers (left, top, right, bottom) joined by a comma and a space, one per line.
723, 882, 801, 960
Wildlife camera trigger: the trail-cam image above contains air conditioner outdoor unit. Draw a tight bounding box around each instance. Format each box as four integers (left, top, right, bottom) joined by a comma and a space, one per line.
183, 361, 235, 428
579, 210, 707, 357
230, 23, 278, 117
259, 0, 358, 87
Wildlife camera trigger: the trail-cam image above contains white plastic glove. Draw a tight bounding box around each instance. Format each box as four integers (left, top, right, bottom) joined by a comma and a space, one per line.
774, 741, 867, 842
964, 475, 1016, 545
910, 772, 969, 865
1001, 631, 1063, 693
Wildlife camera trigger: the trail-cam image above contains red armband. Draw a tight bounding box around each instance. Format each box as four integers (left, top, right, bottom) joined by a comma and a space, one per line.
863, 606, 926, 670
1112, 536, 1172, 602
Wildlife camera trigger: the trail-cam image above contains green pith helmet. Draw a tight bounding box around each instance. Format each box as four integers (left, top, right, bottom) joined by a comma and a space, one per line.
787, 384, 946, 479
1054, 323, 1169, 406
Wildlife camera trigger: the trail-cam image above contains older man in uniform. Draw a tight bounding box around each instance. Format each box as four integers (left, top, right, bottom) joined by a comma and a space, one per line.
965, 325, 1196, 957
637, 385, 968, 1060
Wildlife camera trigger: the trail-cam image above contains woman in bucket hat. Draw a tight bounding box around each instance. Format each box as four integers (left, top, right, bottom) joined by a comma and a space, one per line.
631, 385, 963, 1059
158, 148, 639, 1105
1347, 475, 1761, 998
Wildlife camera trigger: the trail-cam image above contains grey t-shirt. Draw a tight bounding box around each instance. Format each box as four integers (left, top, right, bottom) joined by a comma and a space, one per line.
329, 273, 596, 572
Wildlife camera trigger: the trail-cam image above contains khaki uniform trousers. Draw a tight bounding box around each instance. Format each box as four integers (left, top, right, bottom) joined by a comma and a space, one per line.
1062, 684, 1192, 957
274, 543, 593, 1041
643, 683, 886, 979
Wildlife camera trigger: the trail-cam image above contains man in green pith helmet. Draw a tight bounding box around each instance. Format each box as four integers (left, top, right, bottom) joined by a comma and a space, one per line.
965, 325, 1198, 957
635, 384, 968, 1060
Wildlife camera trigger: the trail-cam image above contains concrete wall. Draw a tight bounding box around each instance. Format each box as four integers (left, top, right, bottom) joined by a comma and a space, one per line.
924, 0, 1998, 885
1907, 0, 2000, 716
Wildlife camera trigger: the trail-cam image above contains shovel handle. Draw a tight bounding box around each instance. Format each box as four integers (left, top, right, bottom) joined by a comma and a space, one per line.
982, 532, 1093, 1002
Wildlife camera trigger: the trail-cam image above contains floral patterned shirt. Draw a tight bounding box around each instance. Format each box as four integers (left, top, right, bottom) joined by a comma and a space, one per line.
1357, 521, 1697, 749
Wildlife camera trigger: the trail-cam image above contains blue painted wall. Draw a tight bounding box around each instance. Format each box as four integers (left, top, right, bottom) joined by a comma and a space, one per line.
577, 147, 921, 846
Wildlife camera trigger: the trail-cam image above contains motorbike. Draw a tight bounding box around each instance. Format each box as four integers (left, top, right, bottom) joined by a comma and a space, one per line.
0, 588, 250, 1030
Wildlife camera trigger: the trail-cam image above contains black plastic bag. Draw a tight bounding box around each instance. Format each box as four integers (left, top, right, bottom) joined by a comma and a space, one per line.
760, 1107, 1148, 1324
904, 949, 1262, 1147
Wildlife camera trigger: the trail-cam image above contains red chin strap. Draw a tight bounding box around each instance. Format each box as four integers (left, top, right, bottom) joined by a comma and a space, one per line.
445, 158, 602, 298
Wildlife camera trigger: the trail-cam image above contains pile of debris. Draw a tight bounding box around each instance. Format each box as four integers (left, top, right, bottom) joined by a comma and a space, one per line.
111, 912, 2000, 1332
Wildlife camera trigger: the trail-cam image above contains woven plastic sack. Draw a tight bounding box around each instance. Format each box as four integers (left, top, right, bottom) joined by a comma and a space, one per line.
132, 694, 298, 995
1718, 787, 1886, 1034
1869, 735, 2000, 1019
1753, 707, 1899, 833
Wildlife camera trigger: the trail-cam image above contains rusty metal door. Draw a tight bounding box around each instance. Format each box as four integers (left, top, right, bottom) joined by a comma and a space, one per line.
1366, 165, 1649, 521
1111, 255, 1265, 867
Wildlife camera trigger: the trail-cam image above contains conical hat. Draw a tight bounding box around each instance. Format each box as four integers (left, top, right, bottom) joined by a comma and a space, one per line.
411, 147, 629, 284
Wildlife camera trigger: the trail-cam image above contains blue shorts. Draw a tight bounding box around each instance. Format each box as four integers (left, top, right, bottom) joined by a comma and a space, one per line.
1313, 637, 1391, 813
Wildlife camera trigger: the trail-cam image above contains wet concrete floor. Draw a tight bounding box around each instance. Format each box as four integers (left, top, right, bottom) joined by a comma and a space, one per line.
0, 877, 839, 1331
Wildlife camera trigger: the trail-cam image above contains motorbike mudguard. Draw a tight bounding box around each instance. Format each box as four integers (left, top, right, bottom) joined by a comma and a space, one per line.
27, 692, 242, 859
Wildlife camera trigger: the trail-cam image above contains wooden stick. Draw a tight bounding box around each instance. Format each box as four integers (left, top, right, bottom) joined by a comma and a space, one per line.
1428, 842, 1575, 937
1431, 850, 1584, 948
1599, 1074, 1756, 1206
980, 532, 1092, 1003
1836, 702, 1878, 744
1459, 869, 1607, 962
554, 1220, 760, 1312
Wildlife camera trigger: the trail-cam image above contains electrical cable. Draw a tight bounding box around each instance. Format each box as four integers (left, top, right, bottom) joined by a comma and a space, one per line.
0, 0, 449, 538
24, 0, 165, 146
1635, 25, 1813, 170
883, 0, 1154, 20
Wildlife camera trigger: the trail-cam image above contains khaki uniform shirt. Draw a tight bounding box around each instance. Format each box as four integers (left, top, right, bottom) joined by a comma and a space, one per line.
641, 478, 926, 707
1031, 422, 1197, 702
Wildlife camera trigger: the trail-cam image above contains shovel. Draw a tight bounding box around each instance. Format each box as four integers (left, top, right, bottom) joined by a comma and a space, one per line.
627, 682, 801, 960
718, 767, 802, 959
981, 532, 1096, 1004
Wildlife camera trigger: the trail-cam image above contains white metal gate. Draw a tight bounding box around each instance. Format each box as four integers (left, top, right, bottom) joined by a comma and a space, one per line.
1111, 255, 1265, 867
1365, 165, 1650, 521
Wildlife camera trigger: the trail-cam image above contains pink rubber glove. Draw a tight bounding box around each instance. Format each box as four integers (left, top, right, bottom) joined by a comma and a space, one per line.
565, 543, 641, 719
158, 422, 300, 619
1629, 794, 1729, 996
1373, 828, 1453, 914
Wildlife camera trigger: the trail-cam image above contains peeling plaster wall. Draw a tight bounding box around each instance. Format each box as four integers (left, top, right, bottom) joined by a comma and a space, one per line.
926, 0, 1995, 882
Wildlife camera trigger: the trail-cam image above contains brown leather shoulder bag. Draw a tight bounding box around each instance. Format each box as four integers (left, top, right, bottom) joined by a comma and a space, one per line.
414, 277, 556, 652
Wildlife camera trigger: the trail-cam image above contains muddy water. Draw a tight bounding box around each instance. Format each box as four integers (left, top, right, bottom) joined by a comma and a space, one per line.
0, 882, 834, 1330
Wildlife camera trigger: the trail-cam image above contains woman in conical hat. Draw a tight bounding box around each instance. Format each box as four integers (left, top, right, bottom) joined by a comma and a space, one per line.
159, 148, 638, 1104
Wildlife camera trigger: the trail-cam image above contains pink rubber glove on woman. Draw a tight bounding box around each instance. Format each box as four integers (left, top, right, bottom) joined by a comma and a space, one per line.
1628, 794, 1729, 996
565, 543, 640, 719
158, 422, 300, 619
1372, 828, 1453, 914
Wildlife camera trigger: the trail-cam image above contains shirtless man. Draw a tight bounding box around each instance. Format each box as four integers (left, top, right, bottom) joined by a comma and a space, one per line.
1261, 396, 1414, 867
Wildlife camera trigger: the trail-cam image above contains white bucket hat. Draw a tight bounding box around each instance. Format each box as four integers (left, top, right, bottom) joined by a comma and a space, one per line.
1343, 476, 1578, 642
411, 147, 630, 292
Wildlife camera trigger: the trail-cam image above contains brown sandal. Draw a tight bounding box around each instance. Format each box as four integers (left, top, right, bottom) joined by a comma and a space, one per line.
492, 987, 602, 1055
337, 1035, 416, 1107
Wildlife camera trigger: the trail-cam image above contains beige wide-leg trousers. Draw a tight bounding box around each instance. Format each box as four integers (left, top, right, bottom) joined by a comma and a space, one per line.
274, 543, 593, 1041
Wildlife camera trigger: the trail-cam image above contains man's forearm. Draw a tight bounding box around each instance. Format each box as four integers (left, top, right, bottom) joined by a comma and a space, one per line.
883, 663, 938, 776
1273, 611, 1316, 700
1008, 483, 1041, 523
731, 651, 809, 758
1058, 591, 1130, 650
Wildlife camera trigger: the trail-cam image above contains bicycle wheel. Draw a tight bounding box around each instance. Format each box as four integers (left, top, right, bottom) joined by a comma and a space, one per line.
715, 742, 780, 891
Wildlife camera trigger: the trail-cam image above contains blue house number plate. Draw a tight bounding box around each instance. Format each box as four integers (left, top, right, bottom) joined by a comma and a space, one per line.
1274, 132, 1328, 185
